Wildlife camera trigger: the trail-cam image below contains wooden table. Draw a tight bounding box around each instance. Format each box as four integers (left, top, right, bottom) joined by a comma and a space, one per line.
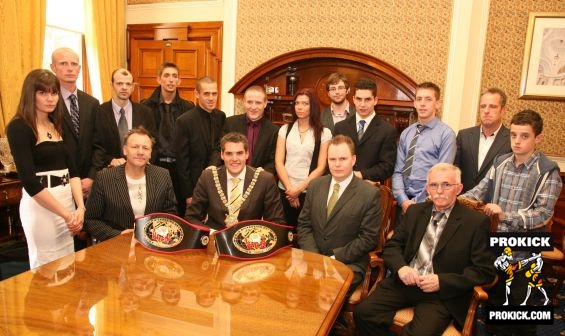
0, 233, 353, 335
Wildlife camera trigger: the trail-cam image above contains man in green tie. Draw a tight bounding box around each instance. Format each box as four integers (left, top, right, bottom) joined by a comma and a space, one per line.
297, 134, 381, 294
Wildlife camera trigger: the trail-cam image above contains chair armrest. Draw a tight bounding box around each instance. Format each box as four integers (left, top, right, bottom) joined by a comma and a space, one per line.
461, 275, 498, 336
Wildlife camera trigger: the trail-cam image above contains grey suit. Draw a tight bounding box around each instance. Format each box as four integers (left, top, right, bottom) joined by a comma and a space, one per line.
454, 125, 511, 192
85, 165, 177, 241
320, 105, 355, 133
297, 175, 380, 276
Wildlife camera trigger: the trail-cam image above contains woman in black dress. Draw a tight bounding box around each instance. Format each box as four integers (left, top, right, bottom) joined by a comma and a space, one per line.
7, 69, 84, 268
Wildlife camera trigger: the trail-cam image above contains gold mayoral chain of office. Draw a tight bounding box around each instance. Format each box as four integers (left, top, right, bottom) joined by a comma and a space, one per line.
212, 167, 263, 226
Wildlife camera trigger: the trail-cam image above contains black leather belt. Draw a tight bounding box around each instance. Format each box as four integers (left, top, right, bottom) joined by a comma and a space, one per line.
214, 220, 294, 260
38, 173, 70, 188
134, 213, 210, 252
159, 157, 176, 163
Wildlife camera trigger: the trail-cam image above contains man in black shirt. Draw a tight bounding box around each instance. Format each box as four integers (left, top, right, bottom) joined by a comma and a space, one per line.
142, 62, 194, 215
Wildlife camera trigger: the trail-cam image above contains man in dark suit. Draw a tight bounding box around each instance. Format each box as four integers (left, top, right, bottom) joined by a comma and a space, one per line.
354, 163, 495, 336
219, 85, 278, 173
175, 77, 226, 212
334, 78, 397, 183
455, 88, 511, 192
51, 47, 100, 250
185, 132, 284, 230
50, 47, 100, 196
93, 68, 157, 170
85, 127, 177, 242
320, 72, 355, 133
141, 62, 195, 216
297, 135, 380, 293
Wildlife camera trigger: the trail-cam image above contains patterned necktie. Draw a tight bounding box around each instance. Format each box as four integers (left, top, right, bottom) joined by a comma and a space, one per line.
357, 120, 366, 140
118, 108, 128, 146
402, 124, 424, 177
69, 94, 80, 136
326, 183, 340, 217
414, 212, 445, 275
229, 177, 242, 216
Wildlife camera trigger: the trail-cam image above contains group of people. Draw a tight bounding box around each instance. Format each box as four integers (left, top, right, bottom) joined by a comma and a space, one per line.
6, 44, 562, 336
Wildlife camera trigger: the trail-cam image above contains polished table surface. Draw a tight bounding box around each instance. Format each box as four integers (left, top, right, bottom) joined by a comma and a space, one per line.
0, 233, 353, 335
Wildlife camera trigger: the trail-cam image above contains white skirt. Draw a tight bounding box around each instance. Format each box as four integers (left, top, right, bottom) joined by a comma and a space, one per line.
20, 169, 75, 269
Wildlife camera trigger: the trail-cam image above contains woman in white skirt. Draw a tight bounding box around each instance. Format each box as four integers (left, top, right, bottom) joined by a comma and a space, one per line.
7, 69, 84, 269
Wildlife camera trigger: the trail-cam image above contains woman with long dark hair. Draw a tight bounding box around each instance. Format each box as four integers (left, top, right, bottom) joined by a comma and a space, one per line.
275, 88, 331, 228
7, 69, 84, 268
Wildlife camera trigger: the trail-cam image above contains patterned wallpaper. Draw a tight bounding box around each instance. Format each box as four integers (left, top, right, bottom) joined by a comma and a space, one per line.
235, 0, 452, 89
482, 0, 565, 156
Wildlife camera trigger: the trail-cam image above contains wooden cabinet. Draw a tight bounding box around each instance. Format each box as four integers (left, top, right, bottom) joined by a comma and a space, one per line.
0, 177, 22, 242
230, 48, 417, 133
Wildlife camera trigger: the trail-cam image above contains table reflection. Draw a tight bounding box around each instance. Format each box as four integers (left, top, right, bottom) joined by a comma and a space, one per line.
11, 234, 352, 335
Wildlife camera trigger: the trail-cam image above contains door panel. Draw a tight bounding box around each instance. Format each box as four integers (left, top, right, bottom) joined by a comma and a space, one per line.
131, 40, 207, 103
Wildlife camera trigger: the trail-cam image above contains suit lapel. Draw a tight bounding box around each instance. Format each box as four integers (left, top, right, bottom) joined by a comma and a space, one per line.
479, 127, 509, 175
218, 166, 230, 212
434, 204, 462, 256
144, 166, 157, 213
360, 114, 380, 145
468, 128, 480, 173
327, 177, 356, 222
115, 166, 135, 218
410, 204, 434, 257
62, 101, 78, 141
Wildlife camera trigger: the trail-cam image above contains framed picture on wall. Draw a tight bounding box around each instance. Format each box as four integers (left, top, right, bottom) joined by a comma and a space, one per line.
519, 12, 565, 100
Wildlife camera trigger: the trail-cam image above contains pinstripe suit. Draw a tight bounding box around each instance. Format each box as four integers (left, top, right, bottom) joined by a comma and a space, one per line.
84, 164, 177, 241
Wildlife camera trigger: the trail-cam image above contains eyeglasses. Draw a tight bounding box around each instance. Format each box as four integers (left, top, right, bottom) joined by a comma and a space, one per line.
428, 182, 459, 190
328, 86, 346, 92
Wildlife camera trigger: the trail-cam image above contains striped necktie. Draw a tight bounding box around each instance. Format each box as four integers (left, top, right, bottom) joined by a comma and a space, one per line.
69, 94, 80, 136
402, 124, 423, 177
229, 177, 242, 215
357, 120, 366, 140
414, 211, 445, 275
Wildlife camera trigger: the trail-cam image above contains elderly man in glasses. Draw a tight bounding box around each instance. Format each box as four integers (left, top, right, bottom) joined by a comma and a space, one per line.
354, 163, 495, 336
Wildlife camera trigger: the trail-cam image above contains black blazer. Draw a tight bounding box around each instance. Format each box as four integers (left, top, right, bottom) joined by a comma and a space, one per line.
454, 125, 511, 192
61, 90, 100, 179
92, 100, 157, 170
84, 164, 177, 241
219, 114, 279, 173
384, 201, 495, 327
334, 115, 397, 182
175, 106, 226, 200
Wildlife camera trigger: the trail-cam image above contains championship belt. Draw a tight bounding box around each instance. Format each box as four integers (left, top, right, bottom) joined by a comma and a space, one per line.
213, 220, 294, 260
134, 213, 211, 253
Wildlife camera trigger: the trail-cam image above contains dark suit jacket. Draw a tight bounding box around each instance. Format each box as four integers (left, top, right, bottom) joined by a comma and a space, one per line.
334, 115, 397, 182
383, 201, 495, 327
84, 164, 177, 241
454, 125, 511, 192
92, 100, 157, 169
185, 166, 285, 230
219, 114, 279, 173
320, 105, 355, 133
175, 106, 226, 200
297, 175, 381, 273
61, 90, 100, 179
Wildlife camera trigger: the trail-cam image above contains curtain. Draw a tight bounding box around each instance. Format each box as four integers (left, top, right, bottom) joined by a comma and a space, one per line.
0, 1, 46, 135
84, 0, 125, 102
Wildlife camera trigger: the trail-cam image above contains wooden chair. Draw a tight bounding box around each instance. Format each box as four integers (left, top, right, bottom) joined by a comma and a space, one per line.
342, 181, 396, 332
364, 197, 499, 336
541, 217, 565, 306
